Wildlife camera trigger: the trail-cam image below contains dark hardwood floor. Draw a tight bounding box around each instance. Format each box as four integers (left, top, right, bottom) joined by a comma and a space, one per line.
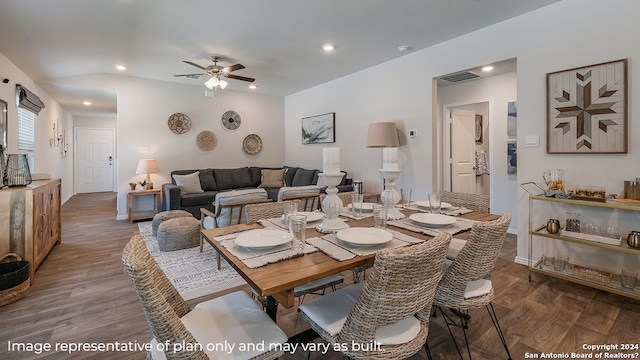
1, 192, 639, 359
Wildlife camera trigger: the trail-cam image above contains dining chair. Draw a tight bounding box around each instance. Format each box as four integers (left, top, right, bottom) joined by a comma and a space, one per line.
277, 185, 322, 211
319, 190, 354, 209
432, 213, 512, 360
244, 200, 345, 308
439, 191, 490, 214
122, 234, 287, 360
300, 232, 452, 360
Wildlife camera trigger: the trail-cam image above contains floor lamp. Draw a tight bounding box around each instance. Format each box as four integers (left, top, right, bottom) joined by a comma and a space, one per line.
366, 122, 404, 219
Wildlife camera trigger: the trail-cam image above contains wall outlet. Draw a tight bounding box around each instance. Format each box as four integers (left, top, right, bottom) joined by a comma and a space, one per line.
409, 129, 418, 138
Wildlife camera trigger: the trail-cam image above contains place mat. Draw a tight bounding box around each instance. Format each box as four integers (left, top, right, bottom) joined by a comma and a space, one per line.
339, 209, 374, 220
307, 229, 422, 260
258, 215, 325, 230
396, 203, 473, 216
214, 230, 317, 269
389, 217, 476, 237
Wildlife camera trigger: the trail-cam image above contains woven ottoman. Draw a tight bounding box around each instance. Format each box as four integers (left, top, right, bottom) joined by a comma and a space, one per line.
152, 210, 193, 236
156, 216, 200, 252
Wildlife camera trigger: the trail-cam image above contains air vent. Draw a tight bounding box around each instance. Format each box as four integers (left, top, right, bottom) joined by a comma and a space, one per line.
439, 71, 480, 83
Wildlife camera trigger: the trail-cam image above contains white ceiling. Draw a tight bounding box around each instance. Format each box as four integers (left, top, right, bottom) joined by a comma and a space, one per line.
0, 0, 558, 117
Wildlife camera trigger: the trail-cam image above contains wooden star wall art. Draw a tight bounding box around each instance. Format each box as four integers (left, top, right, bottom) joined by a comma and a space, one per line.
546, 58, 627, 154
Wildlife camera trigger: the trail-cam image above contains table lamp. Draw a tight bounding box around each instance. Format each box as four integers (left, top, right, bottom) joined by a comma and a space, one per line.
136, 159, 159, 190
366, 122, 404, 219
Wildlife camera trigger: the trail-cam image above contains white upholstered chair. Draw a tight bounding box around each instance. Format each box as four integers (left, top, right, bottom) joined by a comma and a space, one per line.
122, 234, 287, 360
277, 185, 321, 211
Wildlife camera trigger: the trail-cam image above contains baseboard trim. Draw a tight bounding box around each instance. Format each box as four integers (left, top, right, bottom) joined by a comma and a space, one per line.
116, 214, 128, 221
514, 256, 528, 266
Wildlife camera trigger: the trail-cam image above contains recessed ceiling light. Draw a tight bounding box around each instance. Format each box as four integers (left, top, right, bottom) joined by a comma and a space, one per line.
115, 65, 127, 71
482, 66, 494, 72
249, 84, 257, 89
397, 45, 411, 52
83, 101, 92, 106
322, 43, 335, 51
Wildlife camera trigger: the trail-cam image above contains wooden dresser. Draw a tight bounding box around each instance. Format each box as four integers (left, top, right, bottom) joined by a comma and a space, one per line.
0, 179, 62, 284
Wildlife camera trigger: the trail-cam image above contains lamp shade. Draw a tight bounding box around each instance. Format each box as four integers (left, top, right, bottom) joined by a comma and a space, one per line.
366, 122, 399, 148
136, 159, 159, 175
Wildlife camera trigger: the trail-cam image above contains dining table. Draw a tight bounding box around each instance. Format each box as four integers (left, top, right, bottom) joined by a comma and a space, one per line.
200, 206, 498, 322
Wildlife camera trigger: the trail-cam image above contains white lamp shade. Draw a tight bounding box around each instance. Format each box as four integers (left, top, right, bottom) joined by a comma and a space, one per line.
136, 159, 159, 175
366, 122, 399, 147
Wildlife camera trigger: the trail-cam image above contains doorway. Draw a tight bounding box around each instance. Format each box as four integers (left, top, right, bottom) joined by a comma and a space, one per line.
443, 101, 491, 195
75, 127, 115, 193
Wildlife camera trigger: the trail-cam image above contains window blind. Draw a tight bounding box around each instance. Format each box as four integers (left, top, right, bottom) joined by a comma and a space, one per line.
16, 84, 45, 115
18, 107, 35, 152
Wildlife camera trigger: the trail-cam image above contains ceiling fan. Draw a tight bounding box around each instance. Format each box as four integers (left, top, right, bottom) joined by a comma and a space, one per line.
174, 56, 255, 89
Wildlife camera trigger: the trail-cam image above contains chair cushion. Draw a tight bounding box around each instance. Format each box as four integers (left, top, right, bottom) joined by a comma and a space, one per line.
259, 168, 287, 188
294, 274, 344, 295
172, 171, 204, 195
446, 237, 467, 260
150, 291, 287, 360
299, 282, 421, 345
277, 185, 320, 201
213, 188, 268, 226
464, 279, 493, 299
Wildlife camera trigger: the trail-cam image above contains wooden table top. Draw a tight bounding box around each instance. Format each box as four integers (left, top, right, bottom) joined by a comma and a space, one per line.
201, 208, 497, 308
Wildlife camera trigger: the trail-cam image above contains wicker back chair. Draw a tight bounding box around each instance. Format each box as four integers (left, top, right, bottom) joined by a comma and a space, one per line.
245, 199, 300, 223
301, 233, 452, 360
439, 190, 490, 213
122, 234, 286, 360
433, 213, 512, 360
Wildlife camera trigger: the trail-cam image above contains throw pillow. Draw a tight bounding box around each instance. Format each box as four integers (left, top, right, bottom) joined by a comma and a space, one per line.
259, 169, 287, 188
172, 171, 204, 194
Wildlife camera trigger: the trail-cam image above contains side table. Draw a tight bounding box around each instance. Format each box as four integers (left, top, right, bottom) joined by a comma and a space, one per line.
127, 188, 162, 223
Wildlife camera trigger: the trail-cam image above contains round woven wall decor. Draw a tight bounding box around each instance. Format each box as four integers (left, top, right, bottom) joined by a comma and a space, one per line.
243, 134, 262, 155
168, 113, 191, 134
196, 130, 217, 151
221, 110, 241, 130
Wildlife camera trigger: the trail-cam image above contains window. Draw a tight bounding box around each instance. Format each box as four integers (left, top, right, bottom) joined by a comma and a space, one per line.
17, 107, 35, 152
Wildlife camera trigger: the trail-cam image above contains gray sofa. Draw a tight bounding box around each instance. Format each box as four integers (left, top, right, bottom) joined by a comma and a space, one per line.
162, 166, 352, 218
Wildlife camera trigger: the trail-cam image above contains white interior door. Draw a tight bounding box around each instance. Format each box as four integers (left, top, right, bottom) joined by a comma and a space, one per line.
76, 128, 115, 193
450, 108, 476, 193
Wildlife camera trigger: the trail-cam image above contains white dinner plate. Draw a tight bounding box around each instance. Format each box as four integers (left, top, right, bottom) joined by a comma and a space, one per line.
414, 201, 453, 209
409, 213, 457, 228
336, 227, 392, 246
347, 203, 375, 212
281, 211, 324, 223
234, 229, 292, 249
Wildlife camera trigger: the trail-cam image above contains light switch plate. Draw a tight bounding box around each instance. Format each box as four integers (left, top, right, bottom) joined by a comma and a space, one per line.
525, 135, 540, 148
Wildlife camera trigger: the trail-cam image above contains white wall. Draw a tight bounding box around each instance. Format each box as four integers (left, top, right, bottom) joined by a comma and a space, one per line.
285, 0, 640, 264
0, 52, 74, 203
56, 74, 285, 219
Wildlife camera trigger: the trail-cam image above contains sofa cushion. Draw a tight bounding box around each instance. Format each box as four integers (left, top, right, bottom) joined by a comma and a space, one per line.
173, 172, 204, 194
198, 168, 217, 191
213, 167, 253, 190
284, 166, 299, 187
292, 168, 318, 186
181, 191, 218, 207
260, 169, 287, 188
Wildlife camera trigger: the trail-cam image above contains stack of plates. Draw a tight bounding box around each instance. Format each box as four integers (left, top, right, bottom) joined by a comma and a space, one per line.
414, 201, 453, 210
409, 213, 457, 228
234, 229, 292, 250
336, 227, 392, 246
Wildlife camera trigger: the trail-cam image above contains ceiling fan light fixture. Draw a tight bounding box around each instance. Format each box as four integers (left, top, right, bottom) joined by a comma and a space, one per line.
219, 79, 228, 89
204, 76, 218, 89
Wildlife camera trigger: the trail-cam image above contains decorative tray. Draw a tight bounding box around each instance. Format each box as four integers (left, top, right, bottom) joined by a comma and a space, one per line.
567, 195, 606, 203
559, 229, 622, 246
570, 264, 612, 283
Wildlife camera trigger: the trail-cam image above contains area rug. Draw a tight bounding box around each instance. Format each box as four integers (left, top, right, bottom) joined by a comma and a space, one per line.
137, 222, 246, 301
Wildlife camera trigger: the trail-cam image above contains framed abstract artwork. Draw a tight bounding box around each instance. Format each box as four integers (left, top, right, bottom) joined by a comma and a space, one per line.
546, 59, 627, 154
302, 112, 335, 144
0, 99, 6, 151
474, 115, 483, 144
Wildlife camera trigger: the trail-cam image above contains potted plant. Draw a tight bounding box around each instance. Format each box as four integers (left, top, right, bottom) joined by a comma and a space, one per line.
137, 179, 148, 191
129, 182, 137, 191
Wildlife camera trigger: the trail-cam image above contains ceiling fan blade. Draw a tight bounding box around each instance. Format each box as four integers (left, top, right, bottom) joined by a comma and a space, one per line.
173, 73, 205, 79
226, 74, 255, 82
222, 64, 245, 73
183, 60, 206, 70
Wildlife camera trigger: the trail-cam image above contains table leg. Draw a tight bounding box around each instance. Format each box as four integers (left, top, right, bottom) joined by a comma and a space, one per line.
265, 296, 278, 321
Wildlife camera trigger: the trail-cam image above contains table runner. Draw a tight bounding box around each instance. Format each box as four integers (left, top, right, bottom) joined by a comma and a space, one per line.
307, 229, 424, 261
388, 216, 476, 236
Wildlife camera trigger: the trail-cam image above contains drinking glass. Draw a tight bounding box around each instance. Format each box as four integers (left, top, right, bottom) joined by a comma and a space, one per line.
283, 201, 298, 225
428, 193, 441, 214
553, 256, 568, 271
373, 204, 388, 229
606, 226, 620, 239
401, 188, 412, 208
621, 269, 638, 289
288, 214, 307, 251
543, 255, 555, 268
351, 193, 363, 217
